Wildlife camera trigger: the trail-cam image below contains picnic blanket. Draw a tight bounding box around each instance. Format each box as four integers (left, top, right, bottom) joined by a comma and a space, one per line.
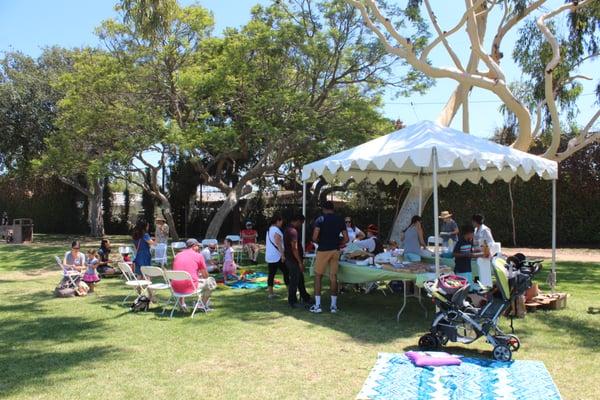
357, 353, 561, 400
225, 271, 281, 289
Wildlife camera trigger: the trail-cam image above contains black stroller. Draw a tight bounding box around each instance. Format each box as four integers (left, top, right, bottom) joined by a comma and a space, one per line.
418, 255, 542, 361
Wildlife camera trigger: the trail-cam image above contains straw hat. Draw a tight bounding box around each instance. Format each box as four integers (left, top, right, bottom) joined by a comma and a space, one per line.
438, 211, 453, 219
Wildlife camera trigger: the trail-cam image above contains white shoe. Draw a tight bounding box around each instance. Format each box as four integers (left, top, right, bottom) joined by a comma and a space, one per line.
309, 305, 322, 313
330, 306, 339, 314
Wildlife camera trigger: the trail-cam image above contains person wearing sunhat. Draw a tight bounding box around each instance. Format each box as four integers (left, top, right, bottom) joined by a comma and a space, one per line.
439, 211, 459, 246
353, 224, 384, 255
240, 221, 259, 264
154, 216, 170, 244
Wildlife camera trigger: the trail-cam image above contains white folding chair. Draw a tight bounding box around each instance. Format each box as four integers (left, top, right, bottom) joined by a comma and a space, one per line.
141, 266, 171, 312
152, 243, 168, 267
226, 235, 243, 263
170, 241, 186, 258
54, 255, 81, 287
427, 236, 443, 247
117, 262, 151, 304
164, 270, 207, 318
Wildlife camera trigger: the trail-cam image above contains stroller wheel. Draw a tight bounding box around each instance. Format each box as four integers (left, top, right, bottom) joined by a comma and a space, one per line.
436, 333, 449, 346
507, 335, 520, 352
418, 333, 440, 350
492, 344, 512, 362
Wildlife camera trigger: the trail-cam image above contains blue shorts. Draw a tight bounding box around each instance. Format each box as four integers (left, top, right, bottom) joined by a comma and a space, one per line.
404, 252, 422, 262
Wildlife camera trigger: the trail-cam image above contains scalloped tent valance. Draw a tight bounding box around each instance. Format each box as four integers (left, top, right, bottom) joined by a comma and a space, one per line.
301, 120, 558, 186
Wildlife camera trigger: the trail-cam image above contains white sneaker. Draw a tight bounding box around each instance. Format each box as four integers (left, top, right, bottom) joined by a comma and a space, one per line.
330, 306, 339, 313
309, 305, 322, 313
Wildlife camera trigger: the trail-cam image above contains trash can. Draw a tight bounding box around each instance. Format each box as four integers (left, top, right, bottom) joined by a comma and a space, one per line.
12, 218, 34, 243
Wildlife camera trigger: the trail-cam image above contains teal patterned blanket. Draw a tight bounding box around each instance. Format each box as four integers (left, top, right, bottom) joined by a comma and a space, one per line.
357, 353, 561, 400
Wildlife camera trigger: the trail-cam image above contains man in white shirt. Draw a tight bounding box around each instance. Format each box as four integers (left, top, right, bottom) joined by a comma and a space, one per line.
472, 214, 495, 248
201, 243, 219, 272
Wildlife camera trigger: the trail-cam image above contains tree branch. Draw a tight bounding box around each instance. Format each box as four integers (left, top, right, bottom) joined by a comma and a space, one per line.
540, 0, 595, 159
491, 0, 548, 63
423, 0, 465, 72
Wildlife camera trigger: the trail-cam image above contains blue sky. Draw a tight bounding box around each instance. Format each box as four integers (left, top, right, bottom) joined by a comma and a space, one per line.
0, 0, 597, 139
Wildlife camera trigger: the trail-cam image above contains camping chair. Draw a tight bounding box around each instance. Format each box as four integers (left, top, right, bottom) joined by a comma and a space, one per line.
164, 270, 207, 318
152, 243, 168, 267
170, 241, 186, 258
140, 266, 171, 313
225, 234, 243, 263
117, 262, 151, 305
54, 255, 81, 288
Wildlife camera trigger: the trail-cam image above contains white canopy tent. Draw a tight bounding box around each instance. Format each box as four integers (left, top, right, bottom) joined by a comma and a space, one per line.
301, 120, 559, 287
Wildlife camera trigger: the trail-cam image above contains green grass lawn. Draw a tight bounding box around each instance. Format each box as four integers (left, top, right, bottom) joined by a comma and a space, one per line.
0, 235, 599, 399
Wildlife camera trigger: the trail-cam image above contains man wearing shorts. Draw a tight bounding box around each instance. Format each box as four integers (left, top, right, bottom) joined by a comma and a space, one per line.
310, 201, 348, 313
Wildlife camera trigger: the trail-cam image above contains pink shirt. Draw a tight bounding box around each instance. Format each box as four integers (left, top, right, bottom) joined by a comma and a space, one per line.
171, 248, 206, 294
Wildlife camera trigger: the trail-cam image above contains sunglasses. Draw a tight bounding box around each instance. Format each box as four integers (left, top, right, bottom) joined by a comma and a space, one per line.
345, 220, 352, 223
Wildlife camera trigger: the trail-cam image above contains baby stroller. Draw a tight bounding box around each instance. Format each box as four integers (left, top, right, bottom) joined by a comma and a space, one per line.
418, 255, 542, 361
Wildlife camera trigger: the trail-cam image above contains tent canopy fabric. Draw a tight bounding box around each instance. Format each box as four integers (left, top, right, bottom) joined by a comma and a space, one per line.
301, 120, 558, 187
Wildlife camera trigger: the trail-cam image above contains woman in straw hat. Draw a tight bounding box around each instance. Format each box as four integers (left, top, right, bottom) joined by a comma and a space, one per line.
155, 216, 170, 244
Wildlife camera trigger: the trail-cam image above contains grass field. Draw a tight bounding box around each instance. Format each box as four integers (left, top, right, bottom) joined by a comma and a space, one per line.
0, 235, 599, 399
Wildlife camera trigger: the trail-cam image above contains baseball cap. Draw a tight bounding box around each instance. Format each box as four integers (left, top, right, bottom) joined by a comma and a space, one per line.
186, 238, 200, 248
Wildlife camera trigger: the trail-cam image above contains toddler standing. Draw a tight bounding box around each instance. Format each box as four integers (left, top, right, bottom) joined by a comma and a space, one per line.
83, 249, 101, 292
222, 238, 238, 282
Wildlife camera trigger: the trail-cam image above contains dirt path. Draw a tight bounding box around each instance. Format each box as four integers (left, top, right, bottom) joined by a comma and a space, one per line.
503, 247, 600, 263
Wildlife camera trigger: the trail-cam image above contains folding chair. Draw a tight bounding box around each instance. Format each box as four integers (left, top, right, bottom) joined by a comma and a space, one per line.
164, 270, 207, 318
152, 243, 168, 267
225, 235, 243, 263
427, 236, 443, 247
54, 255, 81, 288
170, 241, 186, 258
140, 266, 171, 312
117, 262, 151, 304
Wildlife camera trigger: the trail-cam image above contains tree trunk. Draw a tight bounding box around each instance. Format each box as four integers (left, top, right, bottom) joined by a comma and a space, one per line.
390, 186, 433, 244
155, 192, 180, 240
205, 190, 239, 238
87, 179, 105, 237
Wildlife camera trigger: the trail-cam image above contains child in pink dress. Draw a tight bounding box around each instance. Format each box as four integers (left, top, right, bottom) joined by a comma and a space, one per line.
83, 249, 101, 292
222, 238, 238, 282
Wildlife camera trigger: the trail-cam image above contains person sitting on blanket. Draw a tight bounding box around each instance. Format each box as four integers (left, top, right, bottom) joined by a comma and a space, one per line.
453, 225, 483, 286
96, 238, 117, 276
201, 242, 219, 273
171, 239, 215, 312
353, 224, 384, 255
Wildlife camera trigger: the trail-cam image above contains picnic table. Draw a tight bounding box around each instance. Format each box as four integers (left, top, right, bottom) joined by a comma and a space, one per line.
308, 257, 480, 321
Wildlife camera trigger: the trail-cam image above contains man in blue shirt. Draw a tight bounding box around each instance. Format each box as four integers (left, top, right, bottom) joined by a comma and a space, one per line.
310, 201, 348, 313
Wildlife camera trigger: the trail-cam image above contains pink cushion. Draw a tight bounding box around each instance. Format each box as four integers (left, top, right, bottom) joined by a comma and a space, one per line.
406, 351, 462, 367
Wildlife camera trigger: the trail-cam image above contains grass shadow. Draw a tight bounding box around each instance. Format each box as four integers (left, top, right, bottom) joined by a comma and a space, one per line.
0, 312, 119, 396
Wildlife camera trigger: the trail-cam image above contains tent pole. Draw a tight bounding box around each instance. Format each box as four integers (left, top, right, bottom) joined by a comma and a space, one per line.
418, 175, 423, 214
432, 148, 440, 277
551, 178, 557, 291
302, 181, 307, 247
